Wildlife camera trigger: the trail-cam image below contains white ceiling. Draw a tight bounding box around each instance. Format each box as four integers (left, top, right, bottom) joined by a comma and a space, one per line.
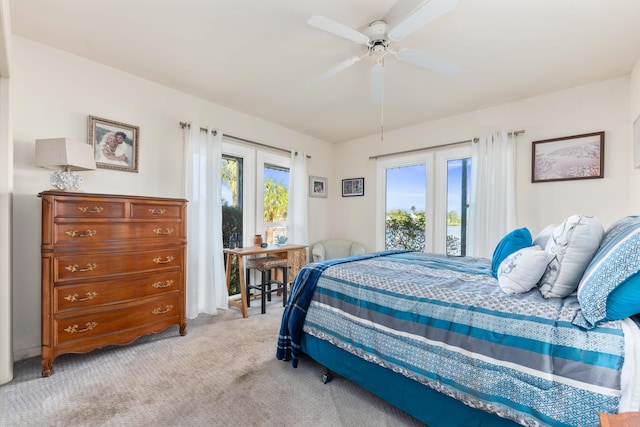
9, 0, 640, 143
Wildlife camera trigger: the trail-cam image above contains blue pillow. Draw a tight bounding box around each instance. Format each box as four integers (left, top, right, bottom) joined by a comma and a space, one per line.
491, 228, 532, 277
604, 272, 640, 321
573, 216, 640, 328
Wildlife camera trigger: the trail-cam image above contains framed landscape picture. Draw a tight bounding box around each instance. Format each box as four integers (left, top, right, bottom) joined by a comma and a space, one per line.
88, 115, 139, 172
532, 132, 604, 183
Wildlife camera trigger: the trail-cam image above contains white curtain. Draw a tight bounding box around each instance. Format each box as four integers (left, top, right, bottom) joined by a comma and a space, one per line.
287, 151, 309, 248
183, 123, 228, 318
468, 131, 517, 259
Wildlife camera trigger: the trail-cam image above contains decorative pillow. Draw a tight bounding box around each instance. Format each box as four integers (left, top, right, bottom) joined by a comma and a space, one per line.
604, 272, 640, 320
490, 228, 532, 278
573, 216, 640, 328
538, 214, 603, 298
532, 224, 556, 249
497, 246, 553, 294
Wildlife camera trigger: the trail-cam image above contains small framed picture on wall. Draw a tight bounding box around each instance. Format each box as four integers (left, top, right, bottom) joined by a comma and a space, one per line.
342, 177, 364, 197
88, 115, 140, 173
309, 176, 328, 198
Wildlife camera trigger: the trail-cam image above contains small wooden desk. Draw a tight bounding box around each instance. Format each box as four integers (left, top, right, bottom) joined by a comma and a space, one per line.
224, 244, 307, 318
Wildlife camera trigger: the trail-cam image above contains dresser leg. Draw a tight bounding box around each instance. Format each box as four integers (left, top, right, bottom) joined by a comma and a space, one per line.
41, 358, 52, 378
179, 323, 187, 336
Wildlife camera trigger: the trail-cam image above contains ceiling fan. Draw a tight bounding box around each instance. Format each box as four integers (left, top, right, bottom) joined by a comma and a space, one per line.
306, 0, 460, 104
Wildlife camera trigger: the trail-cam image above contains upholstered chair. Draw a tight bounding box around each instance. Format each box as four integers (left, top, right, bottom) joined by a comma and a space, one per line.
311, 239, 366, 262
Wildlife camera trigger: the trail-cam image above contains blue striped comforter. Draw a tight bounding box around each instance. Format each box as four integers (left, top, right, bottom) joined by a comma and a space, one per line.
277, 251, 634, 427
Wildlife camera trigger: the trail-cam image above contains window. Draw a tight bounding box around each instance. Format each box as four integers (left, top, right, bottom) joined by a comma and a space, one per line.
256, 152, 290, 245
446, 158, 470, 256
221, 143, 253, 297
222, 154, 243, 241
262, 163, 289, 244
376, 146, 471, 255
221, 144, 290, 295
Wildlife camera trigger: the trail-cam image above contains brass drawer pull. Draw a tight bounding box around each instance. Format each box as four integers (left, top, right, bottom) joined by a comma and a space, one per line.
152, 256, 174, 264
151, 280, 174, 289
148, 208, 167, 215
77, 206, 104, 214
64, 291, 98, 302
152, 227, 174, 235
64, 322, 98, 334
65, 263, 98, 273
65, 229, 98, 238
152, 305, 173, 315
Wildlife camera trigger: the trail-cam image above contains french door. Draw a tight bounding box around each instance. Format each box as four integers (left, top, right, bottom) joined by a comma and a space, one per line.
376, 146, 471, 255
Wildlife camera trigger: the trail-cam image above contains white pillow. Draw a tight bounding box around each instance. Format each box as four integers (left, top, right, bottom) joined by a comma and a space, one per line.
498, 246, 552, 294
533, 224, 556, 249
538, 215, 604, 298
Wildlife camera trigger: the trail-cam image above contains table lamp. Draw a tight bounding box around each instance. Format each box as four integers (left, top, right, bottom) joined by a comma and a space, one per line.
35, 138, 96, 191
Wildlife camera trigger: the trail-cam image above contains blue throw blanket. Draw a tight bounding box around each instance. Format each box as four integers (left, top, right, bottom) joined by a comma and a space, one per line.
276, 250, 406, 367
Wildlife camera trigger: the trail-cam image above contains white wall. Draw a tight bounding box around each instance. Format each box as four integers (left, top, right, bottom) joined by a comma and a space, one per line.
11, 37, 334, 361
330, 76, 635, 252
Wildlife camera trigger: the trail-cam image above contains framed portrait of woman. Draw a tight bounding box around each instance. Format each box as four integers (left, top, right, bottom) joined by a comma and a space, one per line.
88, 115, 139, 172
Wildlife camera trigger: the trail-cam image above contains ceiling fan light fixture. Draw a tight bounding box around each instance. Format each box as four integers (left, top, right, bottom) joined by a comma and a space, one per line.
369, 39, 389, 55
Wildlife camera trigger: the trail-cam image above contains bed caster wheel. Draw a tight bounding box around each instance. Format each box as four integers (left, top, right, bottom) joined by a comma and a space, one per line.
321, 371, 333, 384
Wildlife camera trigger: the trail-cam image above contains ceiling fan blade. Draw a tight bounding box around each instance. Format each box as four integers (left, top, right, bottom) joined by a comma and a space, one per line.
306, 55, 366, 87
307, 16, 370, 45
396, 48, 460, 75
371, 62, 384, 104
383, 0, 425, 28
388, 0, 458, 41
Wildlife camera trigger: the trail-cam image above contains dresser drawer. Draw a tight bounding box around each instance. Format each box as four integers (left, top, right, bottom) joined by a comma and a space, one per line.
54, 222, 184, 244
54, 294, 180, 346
54, 248, 183, 281
131, 203, 183, 219
54, 200, 126, 218
54, 271, 182, 313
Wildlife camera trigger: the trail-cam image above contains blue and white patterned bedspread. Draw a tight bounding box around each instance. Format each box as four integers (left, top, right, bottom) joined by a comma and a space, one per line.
277, 251, 640, 427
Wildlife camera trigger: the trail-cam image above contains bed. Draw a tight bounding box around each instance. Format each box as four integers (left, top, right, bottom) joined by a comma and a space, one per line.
277, 215, 640, 427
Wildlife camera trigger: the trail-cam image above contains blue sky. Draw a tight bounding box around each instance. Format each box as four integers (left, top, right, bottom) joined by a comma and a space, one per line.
386, 161, 465, 213
386, 164, 426, 211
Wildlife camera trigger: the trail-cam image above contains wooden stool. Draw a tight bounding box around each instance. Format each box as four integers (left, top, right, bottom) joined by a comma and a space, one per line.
245, 256, 288, 314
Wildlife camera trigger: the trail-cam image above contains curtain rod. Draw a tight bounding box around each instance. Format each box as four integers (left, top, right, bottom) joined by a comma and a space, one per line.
179, 122, 311, 159
368, 130, 525, 160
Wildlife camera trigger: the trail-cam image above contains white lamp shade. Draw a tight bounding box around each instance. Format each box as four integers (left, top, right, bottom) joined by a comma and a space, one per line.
35, 138, 96, 171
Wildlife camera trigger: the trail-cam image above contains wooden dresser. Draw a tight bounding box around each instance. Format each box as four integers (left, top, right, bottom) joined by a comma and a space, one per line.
39, 191, 187, 377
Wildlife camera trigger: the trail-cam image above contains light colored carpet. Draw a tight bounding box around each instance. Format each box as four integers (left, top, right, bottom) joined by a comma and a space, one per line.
1, 302, 425, 426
